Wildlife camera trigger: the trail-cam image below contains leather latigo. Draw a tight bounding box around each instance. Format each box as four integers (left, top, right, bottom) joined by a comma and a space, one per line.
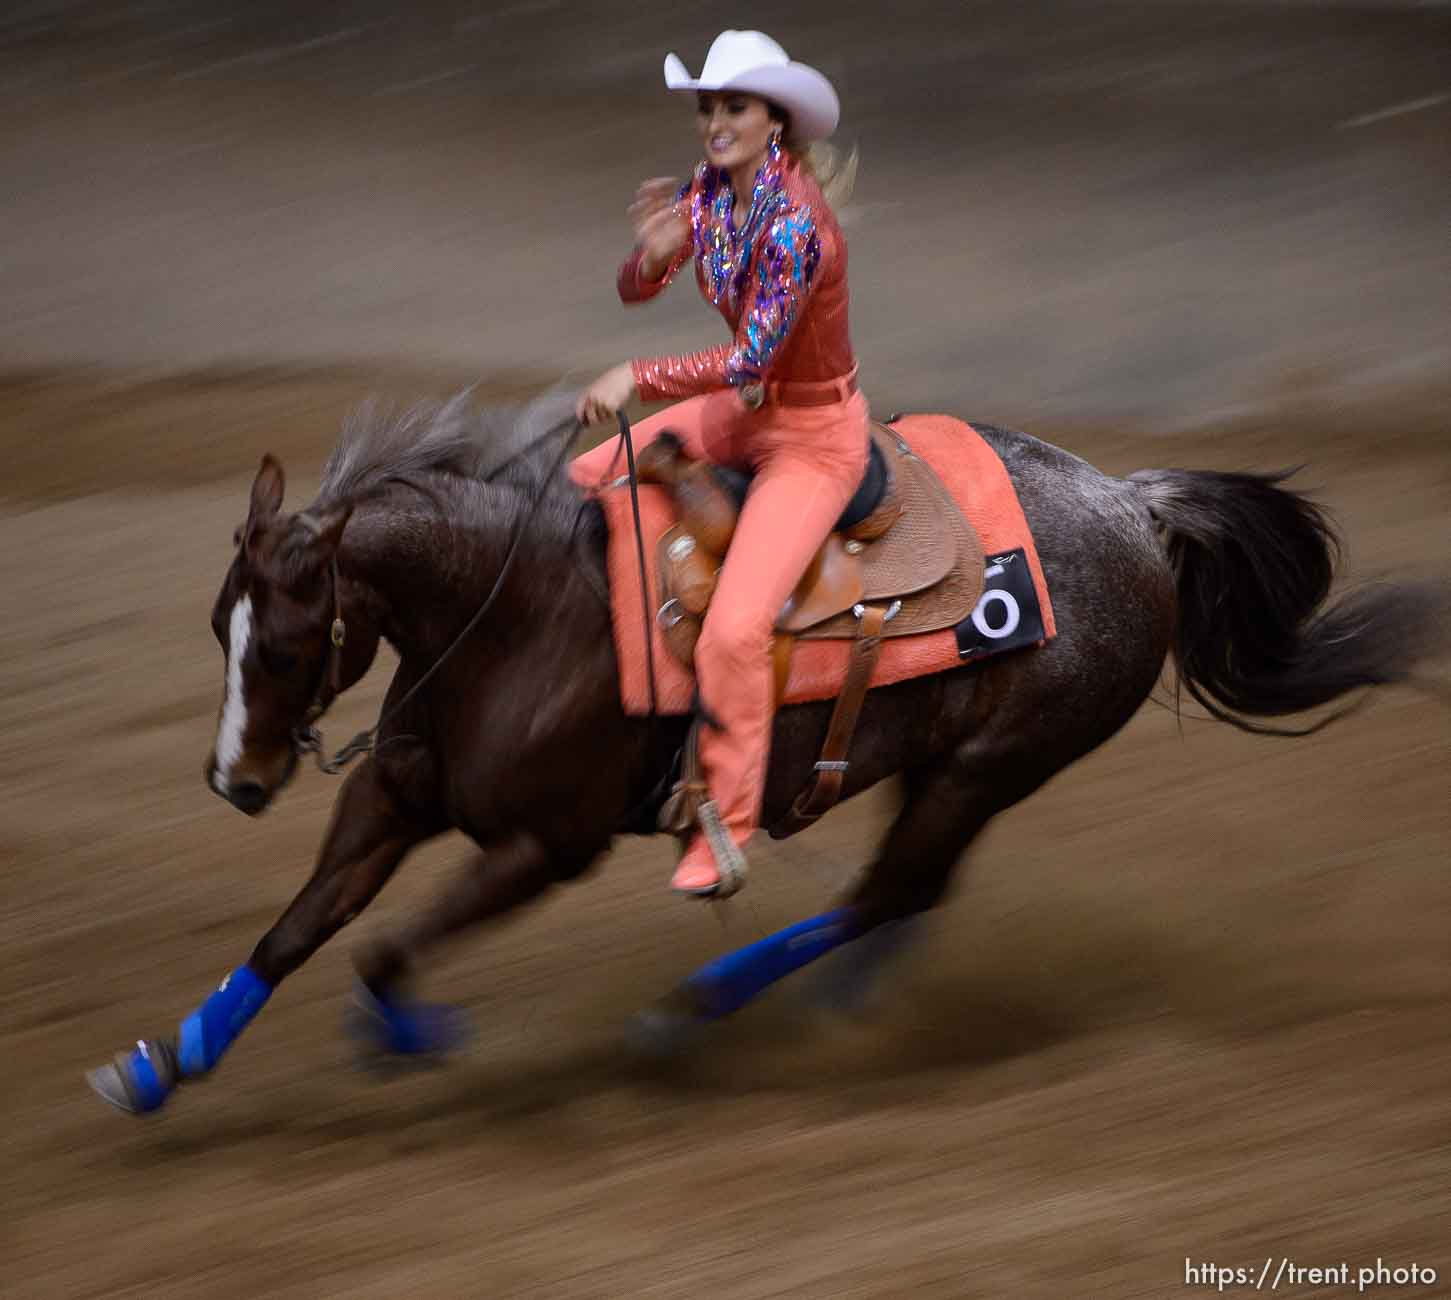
655, 528, 707, 668
665, 530, 719, 616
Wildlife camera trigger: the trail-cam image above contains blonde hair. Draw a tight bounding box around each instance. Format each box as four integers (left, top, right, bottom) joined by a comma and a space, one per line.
784, 137, 858, 210
771, 103, 858, 209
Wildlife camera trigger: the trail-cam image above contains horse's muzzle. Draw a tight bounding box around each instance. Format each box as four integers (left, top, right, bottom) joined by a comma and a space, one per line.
204, 749, 298, 816
225, 779, 271, 816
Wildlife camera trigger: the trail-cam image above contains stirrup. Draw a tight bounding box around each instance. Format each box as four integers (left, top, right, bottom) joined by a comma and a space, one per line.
672, 800, 747, 900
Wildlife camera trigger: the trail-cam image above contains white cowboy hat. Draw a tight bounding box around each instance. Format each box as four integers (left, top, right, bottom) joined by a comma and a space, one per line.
663, 30, 840, 143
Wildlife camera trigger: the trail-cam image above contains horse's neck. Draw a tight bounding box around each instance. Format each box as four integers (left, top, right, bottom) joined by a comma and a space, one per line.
340, 495, 492, 660
339, 478, 586, 662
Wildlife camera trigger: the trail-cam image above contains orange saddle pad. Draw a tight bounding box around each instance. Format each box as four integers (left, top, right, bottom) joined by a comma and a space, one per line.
598, 414, 1056, 716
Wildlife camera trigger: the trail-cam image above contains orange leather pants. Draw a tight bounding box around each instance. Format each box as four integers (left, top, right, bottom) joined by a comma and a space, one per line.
572, 388, 870, 861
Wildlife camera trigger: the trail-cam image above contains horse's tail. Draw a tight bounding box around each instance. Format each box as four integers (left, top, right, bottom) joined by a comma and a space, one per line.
1128, 467, 1446, 735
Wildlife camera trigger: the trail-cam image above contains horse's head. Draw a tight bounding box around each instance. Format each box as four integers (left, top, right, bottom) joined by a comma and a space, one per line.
204, 454, 353, 815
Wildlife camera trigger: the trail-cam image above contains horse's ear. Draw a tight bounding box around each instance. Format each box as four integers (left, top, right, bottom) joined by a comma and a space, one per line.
249, 454, 285, 522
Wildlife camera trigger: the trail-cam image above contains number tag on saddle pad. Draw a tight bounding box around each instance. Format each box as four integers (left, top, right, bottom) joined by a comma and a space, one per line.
954, 548, 1046, 661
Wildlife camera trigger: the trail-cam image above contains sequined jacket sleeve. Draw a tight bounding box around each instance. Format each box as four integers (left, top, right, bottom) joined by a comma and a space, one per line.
632, 207, 823, 402
617, 178, 693, 303
617, 243, 689, 303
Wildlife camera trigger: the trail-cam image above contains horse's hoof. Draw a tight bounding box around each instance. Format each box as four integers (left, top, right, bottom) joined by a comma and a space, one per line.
628, 1005, 705, 1061
87, 1039, 178, 1115
344, 983, 471, 1062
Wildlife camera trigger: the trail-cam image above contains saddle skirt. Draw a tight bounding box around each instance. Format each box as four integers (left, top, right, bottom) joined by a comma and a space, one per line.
800, 423, 986, 640
597, 413, 1056, 715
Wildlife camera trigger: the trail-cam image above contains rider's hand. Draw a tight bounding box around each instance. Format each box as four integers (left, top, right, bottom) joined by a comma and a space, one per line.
576, 362, 638, 427
629, 177, 688, 280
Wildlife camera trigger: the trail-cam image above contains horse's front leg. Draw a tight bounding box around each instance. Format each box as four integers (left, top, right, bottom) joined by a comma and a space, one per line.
88, 758, 431, 1115
345, 830, 574, 1059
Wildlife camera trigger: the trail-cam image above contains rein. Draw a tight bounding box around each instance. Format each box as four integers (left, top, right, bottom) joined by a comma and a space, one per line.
294, 409, 660, 778
617, 410, 660, 721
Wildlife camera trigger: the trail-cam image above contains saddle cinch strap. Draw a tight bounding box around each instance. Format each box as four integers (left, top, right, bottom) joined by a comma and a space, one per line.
637, 424, 986, 833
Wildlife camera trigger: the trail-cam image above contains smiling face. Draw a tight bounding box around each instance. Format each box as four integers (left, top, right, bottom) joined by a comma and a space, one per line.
696, 90, 779, 176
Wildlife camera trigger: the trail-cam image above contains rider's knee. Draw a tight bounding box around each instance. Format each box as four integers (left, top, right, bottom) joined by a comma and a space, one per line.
697, 605, 773, 674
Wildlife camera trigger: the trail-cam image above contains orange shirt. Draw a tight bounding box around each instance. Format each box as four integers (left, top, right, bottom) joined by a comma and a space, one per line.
622, 138, 856, 403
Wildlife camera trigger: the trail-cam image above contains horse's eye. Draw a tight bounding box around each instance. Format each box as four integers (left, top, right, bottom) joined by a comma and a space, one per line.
258, 645, 300, 677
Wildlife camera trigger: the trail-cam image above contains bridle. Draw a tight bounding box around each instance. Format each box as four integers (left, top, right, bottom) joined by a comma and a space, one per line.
289, 409, 658, 778
289, 550, 351, 773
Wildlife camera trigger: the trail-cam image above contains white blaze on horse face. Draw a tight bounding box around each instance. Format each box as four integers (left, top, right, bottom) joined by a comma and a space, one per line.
215, 594, 254, 786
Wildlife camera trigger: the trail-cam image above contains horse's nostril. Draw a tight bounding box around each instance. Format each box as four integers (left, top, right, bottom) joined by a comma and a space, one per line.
230, 781, 269, 815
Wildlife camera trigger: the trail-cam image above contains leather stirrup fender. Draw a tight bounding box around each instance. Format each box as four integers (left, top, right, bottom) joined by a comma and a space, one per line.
772, 602, 893, 837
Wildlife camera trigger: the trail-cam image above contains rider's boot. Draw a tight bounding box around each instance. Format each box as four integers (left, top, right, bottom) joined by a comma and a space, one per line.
670, 801, 748, 898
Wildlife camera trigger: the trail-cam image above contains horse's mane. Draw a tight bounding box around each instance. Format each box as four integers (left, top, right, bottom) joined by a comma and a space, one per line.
317, 389, 578, 507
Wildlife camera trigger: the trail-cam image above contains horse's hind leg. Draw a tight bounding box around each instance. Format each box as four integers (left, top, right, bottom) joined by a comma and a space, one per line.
88, 758, 430, 1115
802, 759, 1025, 1013
849, 734, 1057, 919
646, 741, 1050, 1042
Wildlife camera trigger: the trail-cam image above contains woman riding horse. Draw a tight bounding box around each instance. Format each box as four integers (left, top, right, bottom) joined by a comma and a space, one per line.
573, 29, 864, 898
83, 28, 1447, 1122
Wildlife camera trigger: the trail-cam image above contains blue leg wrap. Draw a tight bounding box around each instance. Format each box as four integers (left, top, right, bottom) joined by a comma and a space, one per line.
685, 908, 861, 1020
345, 984, 471, 1058
801, 915, 923, 1013
178, 965, 273, 1078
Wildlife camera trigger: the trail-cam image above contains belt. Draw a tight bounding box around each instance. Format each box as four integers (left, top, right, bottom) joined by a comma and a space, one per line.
740, 365, 859, 411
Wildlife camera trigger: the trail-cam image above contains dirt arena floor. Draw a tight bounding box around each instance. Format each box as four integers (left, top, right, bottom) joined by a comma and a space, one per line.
4, 3, 1450, 1298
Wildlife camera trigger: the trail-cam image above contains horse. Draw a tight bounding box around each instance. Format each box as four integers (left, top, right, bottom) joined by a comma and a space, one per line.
88, 393, 1444, 1114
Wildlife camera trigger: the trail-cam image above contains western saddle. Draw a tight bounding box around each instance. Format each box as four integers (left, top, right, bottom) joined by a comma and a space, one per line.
636, 423, 985, 869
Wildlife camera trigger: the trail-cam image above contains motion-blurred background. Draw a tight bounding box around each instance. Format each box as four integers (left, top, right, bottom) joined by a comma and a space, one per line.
3, 4, 1448, 1297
